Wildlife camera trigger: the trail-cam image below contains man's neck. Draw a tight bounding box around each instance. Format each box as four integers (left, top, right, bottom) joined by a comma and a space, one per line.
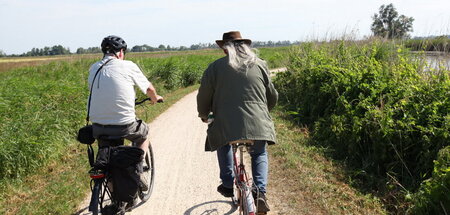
105, 53, 123, 60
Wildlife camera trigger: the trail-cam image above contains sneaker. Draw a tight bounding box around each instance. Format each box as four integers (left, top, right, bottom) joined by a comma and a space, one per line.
217, 184, 234, 197
253, 192, 270, 212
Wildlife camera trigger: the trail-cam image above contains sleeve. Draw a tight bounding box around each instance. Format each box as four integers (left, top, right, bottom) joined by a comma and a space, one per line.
259, 60, 278, 111
197, 63, 215, 119
129, 62, 151, 94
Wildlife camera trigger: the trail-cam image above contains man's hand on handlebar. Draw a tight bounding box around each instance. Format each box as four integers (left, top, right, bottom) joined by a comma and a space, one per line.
151, 95, 164, 104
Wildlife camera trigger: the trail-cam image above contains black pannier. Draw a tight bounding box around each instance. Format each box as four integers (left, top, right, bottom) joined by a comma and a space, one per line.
108, 146, 144, 202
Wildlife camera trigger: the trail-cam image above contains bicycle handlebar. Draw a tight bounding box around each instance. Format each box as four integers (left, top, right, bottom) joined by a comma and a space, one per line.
135, 98, 164, 105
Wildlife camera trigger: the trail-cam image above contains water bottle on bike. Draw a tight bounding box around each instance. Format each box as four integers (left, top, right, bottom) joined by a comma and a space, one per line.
245, 188, 256, 215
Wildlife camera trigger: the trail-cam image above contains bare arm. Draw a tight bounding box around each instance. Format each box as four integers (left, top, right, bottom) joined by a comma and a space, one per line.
146, 82, 163, 104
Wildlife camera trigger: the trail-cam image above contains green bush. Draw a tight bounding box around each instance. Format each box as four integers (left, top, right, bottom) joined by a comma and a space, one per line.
410, 146, 450, 214
273, 40, 450, 213
135, 54, 219, 90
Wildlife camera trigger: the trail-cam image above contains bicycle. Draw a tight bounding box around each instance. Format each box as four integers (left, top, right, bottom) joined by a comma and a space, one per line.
82, 98, 160, 215
229, 140, 267, 215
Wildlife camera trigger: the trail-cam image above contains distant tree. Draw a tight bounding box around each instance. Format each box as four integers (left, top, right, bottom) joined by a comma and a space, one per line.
76, 47, 86, 54
371, 3, 414, 39
190, 44, 201, 50
0, 50, 6, 57
158, 44, 166, 50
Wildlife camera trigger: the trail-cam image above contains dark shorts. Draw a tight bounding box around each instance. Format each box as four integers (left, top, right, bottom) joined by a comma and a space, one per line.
92, 119, 149, 146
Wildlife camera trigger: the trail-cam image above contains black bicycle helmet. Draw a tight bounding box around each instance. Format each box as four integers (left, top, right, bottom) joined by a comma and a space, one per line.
101, 35, 127, 54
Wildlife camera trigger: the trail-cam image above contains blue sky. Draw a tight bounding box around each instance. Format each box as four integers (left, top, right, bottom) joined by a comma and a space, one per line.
1, 0, 449, 55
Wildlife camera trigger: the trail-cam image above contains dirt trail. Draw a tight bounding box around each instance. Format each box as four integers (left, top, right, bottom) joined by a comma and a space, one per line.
79, 91, 242, 214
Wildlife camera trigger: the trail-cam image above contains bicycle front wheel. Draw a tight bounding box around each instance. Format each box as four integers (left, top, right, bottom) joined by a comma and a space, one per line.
240, 185, 257, 215
240, 186, 249, 215
139, 142, 155, 202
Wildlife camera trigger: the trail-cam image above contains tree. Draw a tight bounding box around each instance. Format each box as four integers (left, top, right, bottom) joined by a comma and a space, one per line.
0, 50, 6, 57
158, 44, 166, 50
371, 4, 414, 39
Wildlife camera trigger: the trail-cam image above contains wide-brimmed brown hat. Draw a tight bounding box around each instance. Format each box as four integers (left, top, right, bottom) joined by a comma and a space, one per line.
216, 31, 252, 48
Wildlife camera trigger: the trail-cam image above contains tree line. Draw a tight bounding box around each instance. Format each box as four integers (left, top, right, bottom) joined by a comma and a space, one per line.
1, 40, 300, 57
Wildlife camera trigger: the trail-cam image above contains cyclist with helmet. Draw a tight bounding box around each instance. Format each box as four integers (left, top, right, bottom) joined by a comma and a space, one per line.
87, 35, 163, 211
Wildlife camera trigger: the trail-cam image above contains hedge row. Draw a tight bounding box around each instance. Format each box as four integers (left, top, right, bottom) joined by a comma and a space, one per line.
273, 40, 450, 214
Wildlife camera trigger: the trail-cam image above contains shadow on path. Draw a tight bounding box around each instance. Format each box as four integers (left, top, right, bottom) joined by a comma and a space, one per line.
183, 200, 237, 215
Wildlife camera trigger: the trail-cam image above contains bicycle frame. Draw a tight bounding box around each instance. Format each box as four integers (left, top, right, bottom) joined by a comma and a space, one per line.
230, 141, 257, 215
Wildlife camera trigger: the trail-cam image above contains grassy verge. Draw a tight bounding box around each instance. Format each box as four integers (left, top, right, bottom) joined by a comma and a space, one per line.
268, 109, 386, 215
0, 85, 199, 215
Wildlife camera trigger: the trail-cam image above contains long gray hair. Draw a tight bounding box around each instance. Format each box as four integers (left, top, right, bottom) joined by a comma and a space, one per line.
222, 41, 257, 71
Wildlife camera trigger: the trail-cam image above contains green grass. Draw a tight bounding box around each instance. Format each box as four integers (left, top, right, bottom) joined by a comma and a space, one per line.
269, 109, 386, 214
258, 46, 291, 69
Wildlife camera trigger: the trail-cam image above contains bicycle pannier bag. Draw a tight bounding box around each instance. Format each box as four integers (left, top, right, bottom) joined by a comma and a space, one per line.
109, 146, 144, 202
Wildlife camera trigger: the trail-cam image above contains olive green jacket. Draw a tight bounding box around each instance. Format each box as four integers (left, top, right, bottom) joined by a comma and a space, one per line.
197, 56, 278, 151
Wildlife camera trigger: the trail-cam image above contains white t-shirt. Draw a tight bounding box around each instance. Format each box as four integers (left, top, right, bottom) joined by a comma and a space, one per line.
87, 56, 150, 125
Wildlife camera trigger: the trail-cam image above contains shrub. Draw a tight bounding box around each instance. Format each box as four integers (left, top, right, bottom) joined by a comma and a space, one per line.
410, 146, 450, 214
273, 40, 450, 213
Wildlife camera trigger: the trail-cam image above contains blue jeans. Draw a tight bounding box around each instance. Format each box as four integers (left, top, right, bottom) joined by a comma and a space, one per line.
217, 140, 268, 193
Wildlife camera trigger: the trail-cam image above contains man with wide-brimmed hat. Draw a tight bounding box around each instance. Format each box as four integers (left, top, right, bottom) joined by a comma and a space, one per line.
197, 31, 278, 213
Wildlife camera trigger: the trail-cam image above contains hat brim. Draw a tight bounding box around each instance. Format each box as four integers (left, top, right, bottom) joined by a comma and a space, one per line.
216, 39, 252, 48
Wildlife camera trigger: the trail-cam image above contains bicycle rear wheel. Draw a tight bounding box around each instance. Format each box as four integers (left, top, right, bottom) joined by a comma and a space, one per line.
89, 178, 110, 215
89, 179, 101, 215
138, 143, 155, 201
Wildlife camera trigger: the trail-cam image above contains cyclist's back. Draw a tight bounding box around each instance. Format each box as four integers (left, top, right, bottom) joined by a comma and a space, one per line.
86, 35, 163, 214
197, 31, 277, 213
89, 56, 150, 125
